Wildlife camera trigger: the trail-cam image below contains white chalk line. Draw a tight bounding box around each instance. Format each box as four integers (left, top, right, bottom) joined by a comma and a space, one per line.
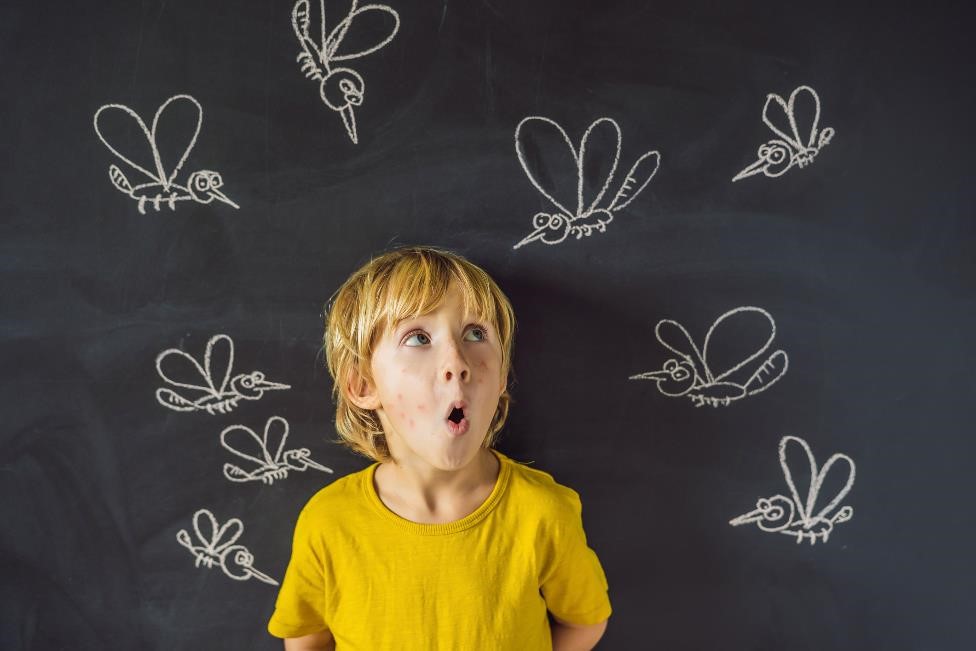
292, 0, 400, 144
222, 415, 334, 484
156, 334, 290, 415
176, 508, 279, 584
93, 94, 238, 213
729, 435, 855, 545
629, 306, 788, 407
513, 116, 660, 248
733, 84, 834, 182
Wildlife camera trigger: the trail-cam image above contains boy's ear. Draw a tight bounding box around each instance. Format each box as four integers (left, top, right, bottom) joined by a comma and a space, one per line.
345, 367, 381, 410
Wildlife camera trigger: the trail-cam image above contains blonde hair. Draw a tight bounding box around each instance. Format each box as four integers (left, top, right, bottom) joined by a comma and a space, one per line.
323, 246, 517, 463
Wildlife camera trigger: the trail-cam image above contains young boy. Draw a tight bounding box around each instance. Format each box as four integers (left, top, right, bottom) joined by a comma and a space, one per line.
267, 246, 611, 650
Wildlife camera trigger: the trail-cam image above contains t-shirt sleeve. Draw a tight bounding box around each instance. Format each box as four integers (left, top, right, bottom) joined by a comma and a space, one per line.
540, 487, 612, 626
267, 505, 331, 639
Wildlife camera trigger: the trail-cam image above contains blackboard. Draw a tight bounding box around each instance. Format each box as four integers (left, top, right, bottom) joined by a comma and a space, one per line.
3, 0, 975, 649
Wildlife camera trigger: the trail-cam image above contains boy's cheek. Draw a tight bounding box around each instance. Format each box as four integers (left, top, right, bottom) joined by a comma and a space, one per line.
392, 393, 406, 419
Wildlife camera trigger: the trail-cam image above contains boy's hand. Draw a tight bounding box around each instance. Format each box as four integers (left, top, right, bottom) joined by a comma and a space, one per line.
550, 614, 609, 651
283, 629, 335, 651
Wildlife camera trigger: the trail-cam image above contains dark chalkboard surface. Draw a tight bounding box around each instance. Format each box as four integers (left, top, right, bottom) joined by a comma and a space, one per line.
3, 0, 975, 649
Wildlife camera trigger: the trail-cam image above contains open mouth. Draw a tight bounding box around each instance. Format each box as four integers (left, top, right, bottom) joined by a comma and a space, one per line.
444, 401, 469, 435
447, 406, 465, 424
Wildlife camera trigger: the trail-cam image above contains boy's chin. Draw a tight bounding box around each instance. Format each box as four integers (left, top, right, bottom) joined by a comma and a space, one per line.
425, 436, 489, 465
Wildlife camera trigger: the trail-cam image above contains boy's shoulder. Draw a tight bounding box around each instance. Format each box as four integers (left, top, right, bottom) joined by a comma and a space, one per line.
294, 451, 584, 524
298, 463, 373, 519
502, 452, 585, 519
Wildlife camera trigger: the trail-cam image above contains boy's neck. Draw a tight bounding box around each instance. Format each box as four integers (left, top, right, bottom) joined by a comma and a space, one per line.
373, 448, 500, 524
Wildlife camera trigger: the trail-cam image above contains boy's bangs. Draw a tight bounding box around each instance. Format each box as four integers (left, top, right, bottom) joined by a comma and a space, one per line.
379, 258, 496, 335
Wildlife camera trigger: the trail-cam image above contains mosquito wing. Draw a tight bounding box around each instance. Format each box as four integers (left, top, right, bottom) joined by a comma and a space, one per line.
576, 117, 621, 218
262, 416, 290, 465
809, 449, 856, 523
324, 2, 400, 64
201, 335, 234, 395
778, 436, 855, 526
157, 348, 214, 395
221, 423, 276, 468
155, 388, 201, 412
157, 334, 234, 400
761, 85, 826, 151
94, 103, 165, 185
193, 509, 244, 554
515, 116, 581, 219
609, 150, 660, 212
701, 307, 777, 384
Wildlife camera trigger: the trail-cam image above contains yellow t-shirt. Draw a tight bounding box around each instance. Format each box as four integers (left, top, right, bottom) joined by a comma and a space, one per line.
267, 448, 612, 649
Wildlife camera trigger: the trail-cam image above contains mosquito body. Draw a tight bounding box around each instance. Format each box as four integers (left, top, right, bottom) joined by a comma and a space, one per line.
93, 94, 238, 214
109, 167, 237, 214
730, 436, 856, 546
629, 306, 788, 407
291, 0, 400, 144
513, 116, 660, 249
176, 509, 278, 584
221, 416, 334, 485
733, 84, 834, 182
155, 334, 290, 415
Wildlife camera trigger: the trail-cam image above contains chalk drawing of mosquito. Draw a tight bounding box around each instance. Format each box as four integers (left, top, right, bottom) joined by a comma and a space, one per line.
176, 509, 279, 585
291, 0, 400, 144
93, 94, 238, 214
730, 435, 855, 545
733, 84, 834, 183
513, 116, 660, 249
221, 416, 334, 485
629, 306, 788, 407
155, 334, 290, 415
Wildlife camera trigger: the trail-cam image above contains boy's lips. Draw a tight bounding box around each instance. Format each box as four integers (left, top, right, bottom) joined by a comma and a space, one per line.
444, 415, 469, 436
444, 400, 468, 420
444, 400, 469, 436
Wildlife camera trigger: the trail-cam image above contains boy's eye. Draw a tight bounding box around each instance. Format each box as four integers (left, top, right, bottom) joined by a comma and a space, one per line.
465, 326, 487, 342
402, 326, 488, 347
404, 332, 431, 346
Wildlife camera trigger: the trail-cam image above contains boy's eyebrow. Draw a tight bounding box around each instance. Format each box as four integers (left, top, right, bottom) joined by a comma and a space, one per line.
390, 314, 491, 334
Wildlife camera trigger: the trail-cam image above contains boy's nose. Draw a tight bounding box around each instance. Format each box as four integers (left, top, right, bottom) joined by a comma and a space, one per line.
443, 359, 469, 382
441, 342, 470, 382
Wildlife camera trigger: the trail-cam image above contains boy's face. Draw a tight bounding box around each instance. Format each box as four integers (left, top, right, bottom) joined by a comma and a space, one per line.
352, 280, 506, 473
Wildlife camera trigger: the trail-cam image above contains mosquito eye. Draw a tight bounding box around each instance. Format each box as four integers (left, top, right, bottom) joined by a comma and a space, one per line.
210, 173, 223, 188
531, 213, 550, 228
195, 175, 210, 191
760, 143, 788, 164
